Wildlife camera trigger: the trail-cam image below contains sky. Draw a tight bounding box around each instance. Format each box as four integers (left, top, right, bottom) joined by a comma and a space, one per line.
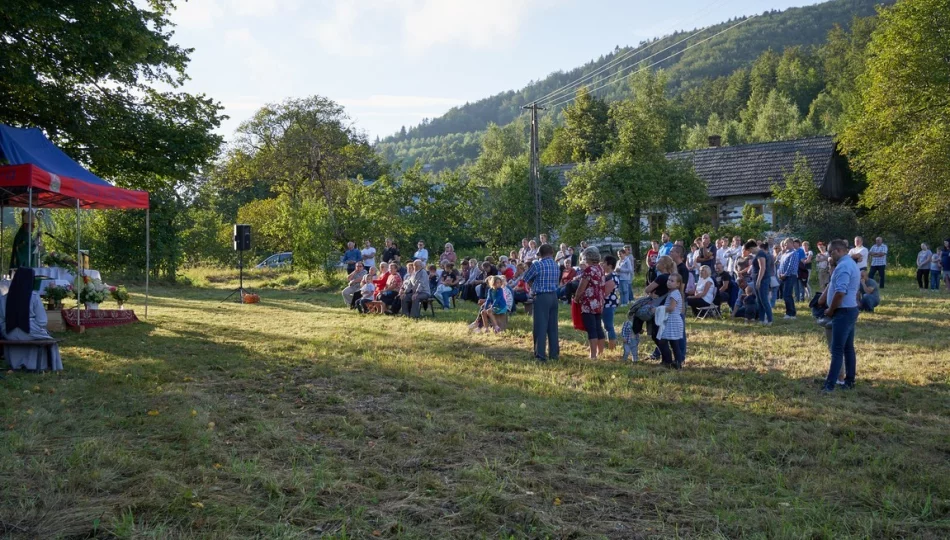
166, 0, 828, 140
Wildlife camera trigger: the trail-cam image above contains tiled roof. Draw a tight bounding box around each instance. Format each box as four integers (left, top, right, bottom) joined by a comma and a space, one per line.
549, 136, 838, 198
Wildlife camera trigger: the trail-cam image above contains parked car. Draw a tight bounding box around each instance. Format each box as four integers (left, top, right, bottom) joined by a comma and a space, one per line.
256, 252, 293, 269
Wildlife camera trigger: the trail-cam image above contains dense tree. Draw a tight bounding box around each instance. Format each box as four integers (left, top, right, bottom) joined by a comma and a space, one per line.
0, 0, 223, 189
840, 0, 950, 235
563, 71, 706, 249
544, 87, 610, 164
772, 156, 857, 241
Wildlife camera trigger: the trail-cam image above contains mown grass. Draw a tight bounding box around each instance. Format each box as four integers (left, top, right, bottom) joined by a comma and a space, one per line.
1, 270, 948, 538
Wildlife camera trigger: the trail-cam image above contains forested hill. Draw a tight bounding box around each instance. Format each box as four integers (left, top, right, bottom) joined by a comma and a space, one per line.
376, 0, 893, 171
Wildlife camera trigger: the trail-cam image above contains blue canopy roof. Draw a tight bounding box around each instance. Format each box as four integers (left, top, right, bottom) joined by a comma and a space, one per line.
0, 124, 112, 187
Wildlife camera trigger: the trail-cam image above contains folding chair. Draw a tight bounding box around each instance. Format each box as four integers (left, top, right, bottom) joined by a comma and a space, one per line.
695, 305, 722, 320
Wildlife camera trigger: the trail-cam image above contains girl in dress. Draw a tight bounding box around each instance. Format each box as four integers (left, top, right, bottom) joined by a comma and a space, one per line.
657, 273, 685, 369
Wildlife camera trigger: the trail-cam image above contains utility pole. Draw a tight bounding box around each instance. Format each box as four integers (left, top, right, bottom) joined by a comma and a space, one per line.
522, 102, 545, 240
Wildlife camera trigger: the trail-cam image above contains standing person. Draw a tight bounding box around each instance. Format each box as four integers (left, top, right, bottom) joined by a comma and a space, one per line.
574, 247, 606, 359
726, 236, 742, 276
413, 241, 429, 265
615, 248, 633, 306
555, 243, 571, 266
361, 240, 377, 269
601, 255, 620, 350
341, 241, 362, 274
943, 239, 950, 292
522, 244, 560, 362
816, 242, 831, 292
698, 233, 716, 270
746, 240, 774, 326
439, 243, 457, 266
524, 240, 539, 264
800, 241, 814, 300
916, 243, 933, 290
822, 239, 861, 393
518, 238, 531, 263
778, 238, 800, 320
646, 241, 659, 284
381, 238, 400, 265
868, 237, 888, 289
931, 247, 942, 291
539, 234, 549, 246
657, 273, 686, 369
849, 236, 869, 272
669, 245, 690, 360
657, 233, 673, 258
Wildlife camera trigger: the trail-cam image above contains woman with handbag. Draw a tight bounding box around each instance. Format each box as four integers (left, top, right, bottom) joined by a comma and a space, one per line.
573, 247, 606, 359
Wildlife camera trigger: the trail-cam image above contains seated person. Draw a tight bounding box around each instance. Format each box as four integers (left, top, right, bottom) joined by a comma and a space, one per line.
460, 261, 484, 302
341, 263, 367, 308
559, 262, 583, 302
436, 262, 460, 309
427, 264, 439, 293
714, 262, 737, 309
499, 256, 516, 280
469, 276, 511, 333
858, 268, 880, 312
510, 263, 531, 309
731, 285, 758, 322
687, 265, 717, 315
377, 263, 402, 312
355, 275, 376, 313
0, 268, 63, 371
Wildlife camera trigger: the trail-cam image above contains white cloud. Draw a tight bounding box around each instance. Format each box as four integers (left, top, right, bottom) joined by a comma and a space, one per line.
308, 0, 553, 57
401, 0, 539, 53
172, 0, 224, 30
227, 0, 302, 17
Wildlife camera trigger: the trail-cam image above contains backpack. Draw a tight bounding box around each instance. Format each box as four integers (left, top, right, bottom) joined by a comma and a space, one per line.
628, 293, 669, 322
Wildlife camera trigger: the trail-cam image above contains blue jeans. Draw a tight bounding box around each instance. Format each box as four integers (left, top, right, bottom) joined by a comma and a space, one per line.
757, 280, 774, 323
859, 296, 879, 312
618, 279, 631, 305
622, 337, 638, 362
532, 292, 559, 360
932, 271, 941, 290
602, 306, 617, 340
440, 287, 458, 308
824, 307, 859, 389
781, 277, 797, 316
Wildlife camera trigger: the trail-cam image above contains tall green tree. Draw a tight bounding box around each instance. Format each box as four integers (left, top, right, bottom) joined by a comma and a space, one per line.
0, 0, 223, 189
542, 87, 610, 164
563, 71, 706, 250
840, 0, 949, 234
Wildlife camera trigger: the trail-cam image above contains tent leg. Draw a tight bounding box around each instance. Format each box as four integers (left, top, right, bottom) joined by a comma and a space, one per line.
27, 187, 32, 268
145, 208, 150, 320
77, 200, 82, 328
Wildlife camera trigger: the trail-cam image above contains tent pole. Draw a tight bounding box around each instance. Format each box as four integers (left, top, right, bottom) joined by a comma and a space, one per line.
77, 199, 81, 327
145, 208, 150, 320
27, 187, 32, 268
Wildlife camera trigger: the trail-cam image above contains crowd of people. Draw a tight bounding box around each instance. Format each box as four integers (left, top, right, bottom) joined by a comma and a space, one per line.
339, 233, 949, 392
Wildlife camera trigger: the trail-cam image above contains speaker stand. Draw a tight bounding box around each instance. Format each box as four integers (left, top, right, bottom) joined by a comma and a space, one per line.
222, 250, 251, 303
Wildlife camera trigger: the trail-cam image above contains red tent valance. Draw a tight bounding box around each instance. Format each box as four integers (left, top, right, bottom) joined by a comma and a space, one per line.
0, 164, 149, 209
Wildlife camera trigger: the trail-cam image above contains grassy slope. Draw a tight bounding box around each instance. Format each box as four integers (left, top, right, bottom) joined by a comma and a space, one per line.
1, 270, 948, 538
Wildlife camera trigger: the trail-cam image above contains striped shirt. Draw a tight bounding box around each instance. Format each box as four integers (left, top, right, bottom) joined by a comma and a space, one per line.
523, 257, 559, 293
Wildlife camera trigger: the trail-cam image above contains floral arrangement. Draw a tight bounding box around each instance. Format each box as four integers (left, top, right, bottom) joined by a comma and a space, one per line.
44, 251, 79, 268
45, 284, 73, 306
76, 277, 109, 304
110, 285, 130, 305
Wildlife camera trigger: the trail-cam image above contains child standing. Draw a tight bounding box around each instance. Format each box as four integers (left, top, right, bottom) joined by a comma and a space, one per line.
657, 273, 685, 369
620, 316, 637, 362
932, 248, 942, 291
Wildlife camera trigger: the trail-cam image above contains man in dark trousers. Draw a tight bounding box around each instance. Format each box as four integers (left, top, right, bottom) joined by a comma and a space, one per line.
522, 244, 560, 362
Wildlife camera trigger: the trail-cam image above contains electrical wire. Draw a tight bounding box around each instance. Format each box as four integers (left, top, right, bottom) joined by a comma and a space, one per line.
543, 14, 756, 111
532, 0, 733, 107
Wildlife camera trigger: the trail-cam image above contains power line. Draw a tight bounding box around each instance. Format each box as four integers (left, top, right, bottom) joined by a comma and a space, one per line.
543, 15, 757, 111
533, 0, 733, 107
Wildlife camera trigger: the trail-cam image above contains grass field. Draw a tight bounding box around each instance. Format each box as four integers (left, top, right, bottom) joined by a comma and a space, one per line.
1, 270, 949, 538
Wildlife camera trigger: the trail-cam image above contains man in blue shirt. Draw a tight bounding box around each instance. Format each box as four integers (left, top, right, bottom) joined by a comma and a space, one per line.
777, 238, 801, 319
657, 232, 674, 258
341, 241, 362, 273
822, 239, 861, 392
523, 243, 560, 362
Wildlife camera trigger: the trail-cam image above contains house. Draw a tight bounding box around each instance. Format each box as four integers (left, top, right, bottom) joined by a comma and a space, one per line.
549, 135, 856, 235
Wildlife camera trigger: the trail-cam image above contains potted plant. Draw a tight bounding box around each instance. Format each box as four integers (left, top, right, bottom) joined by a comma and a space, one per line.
77, 277, 108, 309
44, 284, 73, 310
110, 285, 130, 309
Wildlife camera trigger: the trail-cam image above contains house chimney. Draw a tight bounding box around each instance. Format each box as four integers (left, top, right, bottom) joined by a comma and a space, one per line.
708, 134, 722, 148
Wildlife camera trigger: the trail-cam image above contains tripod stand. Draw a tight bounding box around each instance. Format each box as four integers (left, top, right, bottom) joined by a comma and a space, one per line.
222, 249, 251, 303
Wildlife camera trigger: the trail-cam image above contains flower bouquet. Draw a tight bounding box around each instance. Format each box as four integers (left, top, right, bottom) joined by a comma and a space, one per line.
45, 283, 73, 310
110, 285, 130, 309
76, 277, 109, 309
44, 251, 79, 268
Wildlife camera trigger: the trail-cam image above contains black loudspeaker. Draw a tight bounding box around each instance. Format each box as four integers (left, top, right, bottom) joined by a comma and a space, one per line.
233, 224, 251, 251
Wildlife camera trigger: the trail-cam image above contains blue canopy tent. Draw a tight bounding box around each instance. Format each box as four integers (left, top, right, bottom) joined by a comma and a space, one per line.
0, 124, 151, 321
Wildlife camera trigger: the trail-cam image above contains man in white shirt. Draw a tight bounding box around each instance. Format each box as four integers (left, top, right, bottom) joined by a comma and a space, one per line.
361, 240, 377, 268
413, 241, 429, 264
868, 236, 888, 289
849, 236, 869, 272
